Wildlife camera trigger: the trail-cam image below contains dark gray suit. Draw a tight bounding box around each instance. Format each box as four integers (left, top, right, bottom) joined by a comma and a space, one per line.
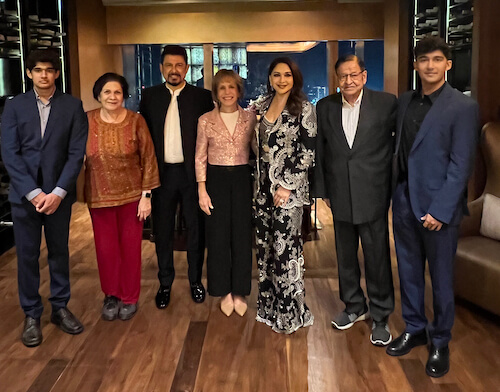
314, 87, 397, 321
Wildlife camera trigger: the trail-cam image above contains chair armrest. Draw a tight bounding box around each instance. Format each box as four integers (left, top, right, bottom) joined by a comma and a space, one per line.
459, 196, 484, 237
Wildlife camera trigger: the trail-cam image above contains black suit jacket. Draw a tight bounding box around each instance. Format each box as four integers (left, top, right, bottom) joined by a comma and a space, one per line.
139, 83, 214, 183
313, 88, 397, 224
1, 89, 88, 205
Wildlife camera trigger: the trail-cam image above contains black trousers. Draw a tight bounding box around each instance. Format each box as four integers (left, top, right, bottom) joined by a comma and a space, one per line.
333, 214, 394, 322
11, 197, 73, 319
152, 164, 204, 287
205, 164, 252, 297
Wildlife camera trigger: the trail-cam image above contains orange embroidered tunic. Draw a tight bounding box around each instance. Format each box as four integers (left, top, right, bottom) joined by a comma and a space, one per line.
84, 109, 160, 208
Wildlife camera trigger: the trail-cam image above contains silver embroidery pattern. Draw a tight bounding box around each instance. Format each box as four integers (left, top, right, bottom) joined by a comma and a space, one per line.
252, 95, 316, 334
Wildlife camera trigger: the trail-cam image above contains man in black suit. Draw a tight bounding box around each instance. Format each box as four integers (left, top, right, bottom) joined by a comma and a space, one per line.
1, 49, 88, 346
314, 55, 397, 346
139, 45, 214, 309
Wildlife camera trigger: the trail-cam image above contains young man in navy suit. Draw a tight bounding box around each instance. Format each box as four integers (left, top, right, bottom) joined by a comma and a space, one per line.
1, 50, 88, 347
387, 37, 479, 377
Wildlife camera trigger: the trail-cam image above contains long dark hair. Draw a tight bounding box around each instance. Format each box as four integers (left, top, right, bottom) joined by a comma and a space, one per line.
267, 57, 307, 117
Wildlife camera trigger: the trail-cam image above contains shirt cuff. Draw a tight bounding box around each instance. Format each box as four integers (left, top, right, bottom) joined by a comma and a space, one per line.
26, 188, 42, 201
52, 187, 67, 199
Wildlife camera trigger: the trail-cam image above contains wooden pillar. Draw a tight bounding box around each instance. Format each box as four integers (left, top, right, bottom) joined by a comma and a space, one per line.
472, 0, 500, 124
203, 43, 213, 90
66, 0, 80, 98
384, 0, 409, 96
327, 41, 338, 95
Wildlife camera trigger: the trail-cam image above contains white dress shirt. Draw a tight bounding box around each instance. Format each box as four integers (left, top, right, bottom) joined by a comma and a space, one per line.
164, 83, 186, 163
341, 89, 363, 149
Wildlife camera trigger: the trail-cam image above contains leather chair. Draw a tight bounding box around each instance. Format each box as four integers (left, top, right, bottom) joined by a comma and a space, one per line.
455, 121, 500, 316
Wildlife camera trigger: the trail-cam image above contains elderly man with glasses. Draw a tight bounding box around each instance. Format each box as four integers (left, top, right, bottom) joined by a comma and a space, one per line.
314, 54, 397, 346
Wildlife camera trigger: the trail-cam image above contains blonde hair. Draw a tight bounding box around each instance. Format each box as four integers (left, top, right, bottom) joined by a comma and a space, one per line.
212, 69, 244, 106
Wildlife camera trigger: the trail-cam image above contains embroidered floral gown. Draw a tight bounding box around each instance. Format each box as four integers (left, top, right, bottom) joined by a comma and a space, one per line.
252, 95, 317, 334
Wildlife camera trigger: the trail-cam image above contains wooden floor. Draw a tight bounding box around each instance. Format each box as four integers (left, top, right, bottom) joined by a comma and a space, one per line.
1, 201, 499, 392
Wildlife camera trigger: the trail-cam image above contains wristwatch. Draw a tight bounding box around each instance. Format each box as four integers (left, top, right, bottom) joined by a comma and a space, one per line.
142, 192, 152, 199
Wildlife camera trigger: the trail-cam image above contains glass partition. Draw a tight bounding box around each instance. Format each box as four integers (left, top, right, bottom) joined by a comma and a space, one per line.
126, 40, 384, 110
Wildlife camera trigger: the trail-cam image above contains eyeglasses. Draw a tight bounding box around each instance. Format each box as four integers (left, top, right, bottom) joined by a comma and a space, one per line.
338, 71, 364, 82
32, 67, 56, 74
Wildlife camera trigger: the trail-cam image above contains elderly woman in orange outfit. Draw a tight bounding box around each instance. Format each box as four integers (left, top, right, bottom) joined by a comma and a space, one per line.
195, 69, 256, 317
85, 73, 160, 321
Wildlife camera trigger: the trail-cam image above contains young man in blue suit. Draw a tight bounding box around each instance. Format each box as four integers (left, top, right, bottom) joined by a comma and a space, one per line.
386, 37, 479, 377
1, 50, 88, 347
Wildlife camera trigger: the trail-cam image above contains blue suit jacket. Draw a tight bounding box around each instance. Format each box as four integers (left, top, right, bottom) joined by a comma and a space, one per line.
393, 83, 479, 226
1, 89, 88, 205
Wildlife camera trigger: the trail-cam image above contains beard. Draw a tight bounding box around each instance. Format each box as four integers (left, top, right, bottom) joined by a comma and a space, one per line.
167, 73, 183, 86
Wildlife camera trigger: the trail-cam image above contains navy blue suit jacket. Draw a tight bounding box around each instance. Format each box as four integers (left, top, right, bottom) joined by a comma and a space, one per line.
1, 89, 88, 205
393, 83, 479, 226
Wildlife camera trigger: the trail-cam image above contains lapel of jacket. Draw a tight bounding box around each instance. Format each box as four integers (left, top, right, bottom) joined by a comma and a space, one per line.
26, 91, 42, 146
40, 89, 62, 148
410, 83, 453, 153
232, 106, 249, 140
394, 91, 413, 154
209, 108, 233, 141
259, 96, 284, 137
351, 88, 370, 151
327, 93, 350, 153
158, 84, 171, 135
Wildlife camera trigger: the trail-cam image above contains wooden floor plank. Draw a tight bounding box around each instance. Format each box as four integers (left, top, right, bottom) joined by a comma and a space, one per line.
26, 359, 70, 392
1, 202, 500, 392
399, 358, 440, 392
170, 321, 207, 392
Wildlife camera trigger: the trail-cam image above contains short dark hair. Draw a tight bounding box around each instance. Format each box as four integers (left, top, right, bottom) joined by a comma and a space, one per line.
212, 69, 244, 105
414, 37, 451, 60
267, 57, 307, 117
92, 73, 129, 101
26, 49, 61, 71
334, 54, 365, 74
161, 45, 188, 65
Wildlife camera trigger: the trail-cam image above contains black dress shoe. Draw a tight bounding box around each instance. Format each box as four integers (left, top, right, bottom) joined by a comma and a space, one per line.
51, 307, 84, 335
22, 317, 42, 347
155, 285, 171, 309
426, 344, 450, 378
386, 330, 428, 356
190, 282, 206, 303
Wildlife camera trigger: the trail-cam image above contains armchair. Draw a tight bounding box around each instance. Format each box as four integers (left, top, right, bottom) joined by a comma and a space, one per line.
455, 121, 500, 316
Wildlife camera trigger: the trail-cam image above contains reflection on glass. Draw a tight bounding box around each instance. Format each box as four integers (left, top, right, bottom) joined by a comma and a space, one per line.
128, 40, 384, 110
245, 41, 328, 106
